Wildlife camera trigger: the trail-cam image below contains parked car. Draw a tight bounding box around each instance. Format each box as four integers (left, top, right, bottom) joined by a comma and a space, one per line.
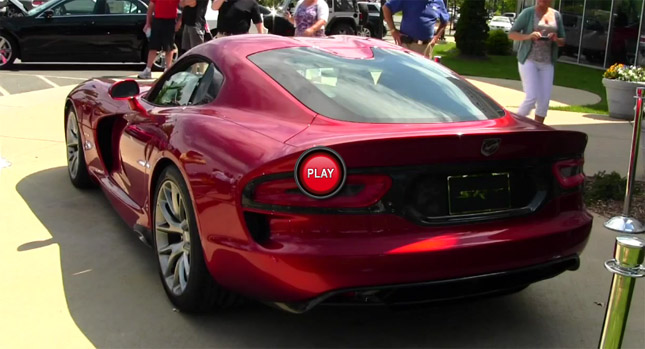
264, 0, 360, 36
502, 12, 516, 23
64, 35, 592, 313
488, 16, 512, 33
357, 1, 386, 39
0, 0, 152, 69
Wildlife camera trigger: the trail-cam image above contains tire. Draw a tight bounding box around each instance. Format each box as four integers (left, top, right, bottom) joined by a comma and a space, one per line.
152, 166, 239, 312
358, 26, 371, 38
0, 33, 17, 70
330, 22, 356, 35
152, 44, 178, 72
65, 107, 94, 188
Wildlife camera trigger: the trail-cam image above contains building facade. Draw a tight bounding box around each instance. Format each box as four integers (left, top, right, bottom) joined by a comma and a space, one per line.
517, 0, 645, 68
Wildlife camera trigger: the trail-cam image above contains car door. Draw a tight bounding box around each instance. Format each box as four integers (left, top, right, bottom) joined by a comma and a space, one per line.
93, 0, 147, 62
20, 0, 106, 61
113, 59, 224, 208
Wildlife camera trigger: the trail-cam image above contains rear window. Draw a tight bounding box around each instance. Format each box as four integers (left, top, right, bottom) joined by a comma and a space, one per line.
248, 47, 505, 124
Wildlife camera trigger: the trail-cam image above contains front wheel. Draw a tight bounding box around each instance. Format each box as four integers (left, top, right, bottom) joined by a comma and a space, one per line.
0, 33, 17, 69
152, 166, 240, 312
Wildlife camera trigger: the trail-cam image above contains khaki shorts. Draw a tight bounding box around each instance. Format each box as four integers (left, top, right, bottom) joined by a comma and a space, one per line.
182, 25, 205, 50
402, 41, 434, 58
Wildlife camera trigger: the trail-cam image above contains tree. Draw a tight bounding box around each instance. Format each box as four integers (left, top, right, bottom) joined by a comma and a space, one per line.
455, 0, 489, 56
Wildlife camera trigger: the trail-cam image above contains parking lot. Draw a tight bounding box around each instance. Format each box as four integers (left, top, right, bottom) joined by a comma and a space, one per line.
1, 61, 644, 348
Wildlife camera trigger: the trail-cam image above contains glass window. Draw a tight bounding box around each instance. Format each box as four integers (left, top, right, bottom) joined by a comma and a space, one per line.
249, 47, 505, 124
105, 0, 145, 14
334, 0, 355, 12
53, 0, 98, 16
559, 0, 585, 64
150, 62, 223, 106
607, 0, 643, 66
575, 0, 611, 66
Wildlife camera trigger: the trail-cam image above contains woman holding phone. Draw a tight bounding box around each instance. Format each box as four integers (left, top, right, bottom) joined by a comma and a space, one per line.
285, 0, 329, 37
509, 0, 565, 124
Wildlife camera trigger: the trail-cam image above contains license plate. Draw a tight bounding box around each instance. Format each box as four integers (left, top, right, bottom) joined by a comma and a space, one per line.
447, 173, 511, 215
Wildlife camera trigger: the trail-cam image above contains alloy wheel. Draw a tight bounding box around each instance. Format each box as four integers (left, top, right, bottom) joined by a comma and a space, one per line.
155, 180, 191, 296
153, 46, 179, 71
359, 27, 371, 37
66, 111, 80, 179
0, 35, 12, 67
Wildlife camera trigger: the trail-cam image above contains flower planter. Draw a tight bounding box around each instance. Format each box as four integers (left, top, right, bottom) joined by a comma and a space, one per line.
603, 78, 645, 120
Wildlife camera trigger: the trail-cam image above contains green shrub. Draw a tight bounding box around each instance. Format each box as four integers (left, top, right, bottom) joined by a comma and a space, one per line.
486, 30, 512, 55
585, 171, 640, 202
455, 0, 489, 56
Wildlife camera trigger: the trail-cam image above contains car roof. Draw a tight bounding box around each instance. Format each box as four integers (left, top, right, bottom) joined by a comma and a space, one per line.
193, 34, 403, 61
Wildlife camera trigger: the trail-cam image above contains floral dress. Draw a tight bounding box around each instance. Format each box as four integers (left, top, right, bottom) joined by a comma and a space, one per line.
295, 2, 325, 37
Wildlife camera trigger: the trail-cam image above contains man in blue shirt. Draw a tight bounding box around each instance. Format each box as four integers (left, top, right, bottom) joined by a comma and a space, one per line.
383, 0, 450, 58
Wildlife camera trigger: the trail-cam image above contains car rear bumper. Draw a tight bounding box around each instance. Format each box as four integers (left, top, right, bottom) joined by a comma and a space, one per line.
206, 208, 593, 305
271, 254, 580, 313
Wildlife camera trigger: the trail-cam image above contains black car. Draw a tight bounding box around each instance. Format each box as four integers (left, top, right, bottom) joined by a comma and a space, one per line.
0, 0, 149, 69
357, 1, 385, 39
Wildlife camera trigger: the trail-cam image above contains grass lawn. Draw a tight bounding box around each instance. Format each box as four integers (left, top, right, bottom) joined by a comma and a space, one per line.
433, 43, 608, 114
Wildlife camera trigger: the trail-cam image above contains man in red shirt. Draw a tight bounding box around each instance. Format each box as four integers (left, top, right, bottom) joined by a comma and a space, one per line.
139, 0, 182, 79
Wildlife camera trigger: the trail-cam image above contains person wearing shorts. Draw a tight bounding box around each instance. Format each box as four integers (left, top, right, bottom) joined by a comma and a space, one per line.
180, 0, 208, 54
139, 0, 181, 79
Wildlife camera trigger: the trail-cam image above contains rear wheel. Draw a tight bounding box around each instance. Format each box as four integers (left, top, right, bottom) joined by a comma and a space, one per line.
0, 33, 17, 69
358, 26, 371, 38
152, 44, 179, 72
152, 166, 239, 312
330, 22, 356, 35
65, 108, 93, 188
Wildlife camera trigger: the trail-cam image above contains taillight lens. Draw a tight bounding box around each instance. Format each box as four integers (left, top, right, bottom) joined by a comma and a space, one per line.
252, 174, 392, 208
33, 0, 44, 5
553, 158, 585, 189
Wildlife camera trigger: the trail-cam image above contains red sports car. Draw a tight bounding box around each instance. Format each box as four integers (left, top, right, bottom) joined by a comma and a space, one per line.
64, 35, 592, 313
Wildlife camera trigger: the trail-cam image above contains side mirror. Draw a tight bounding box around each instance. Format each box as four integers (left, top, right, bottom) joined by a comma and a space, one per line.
44, 9, 53, 19
109, 79, 140, 100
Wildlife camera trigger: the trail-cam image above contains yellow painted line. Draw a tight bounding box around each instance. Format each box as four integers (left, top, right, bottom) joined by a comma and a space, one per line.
37, 75, 59, 88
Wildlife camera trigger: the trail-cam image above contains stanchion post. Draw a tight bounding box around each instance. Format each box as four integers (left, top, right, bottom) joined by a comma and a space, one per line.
604, 87, 645, 234
598, 236, 645, 349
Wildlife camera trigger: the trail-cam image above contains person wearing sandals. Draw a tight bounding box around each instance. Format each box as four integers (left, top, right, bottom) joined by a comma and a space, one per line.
508, 0, 565, 124
285, 0, 329, 37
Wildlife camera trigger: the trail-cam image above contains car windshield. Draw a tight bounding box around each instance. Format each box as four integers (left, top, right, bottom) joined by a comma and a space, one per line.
491, 16, 510, 23
249, 47, 505, 124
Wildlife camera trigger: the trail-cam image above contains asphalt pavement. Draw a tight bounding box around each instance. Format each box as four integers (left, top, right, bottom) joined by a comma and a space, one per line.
0, 63, 144, 96
1, 61, 644, 348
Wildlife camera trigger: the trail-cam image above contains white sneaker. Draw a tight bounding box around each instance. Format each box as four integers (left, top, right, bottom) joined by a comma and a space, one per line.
138, 68, 152, 79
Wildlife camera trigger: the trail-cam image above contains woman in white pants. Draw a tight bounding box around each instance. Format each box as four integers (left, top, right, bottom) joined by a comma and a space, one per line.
508, 0, 565, 124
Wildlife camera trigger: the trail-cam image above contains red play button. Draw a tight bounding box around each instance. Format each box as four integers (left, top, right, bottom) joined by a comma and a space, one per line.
295, 147, 346, 199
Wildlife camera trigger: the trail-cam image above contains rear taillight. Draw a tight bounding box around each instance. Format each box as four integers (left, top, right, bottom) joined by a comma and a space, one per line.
251, 174, 391, 208
553, 158, 585, 189
33, 0, 44, 6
